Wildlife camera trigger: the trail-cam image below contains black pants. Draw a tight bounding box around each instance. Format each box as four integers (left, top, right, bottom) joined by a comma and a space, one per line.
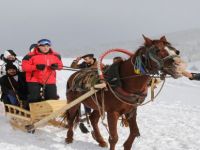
27, 82, 58, 103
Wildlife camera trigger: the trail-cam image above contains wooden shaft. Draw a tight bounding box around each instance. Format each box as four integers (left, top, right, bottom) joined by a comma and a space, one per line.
30, 88, 99, 130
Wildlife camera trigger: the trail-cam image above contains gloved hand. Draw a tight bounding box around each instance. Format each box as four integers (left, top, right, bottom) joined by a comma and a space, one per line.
190, 73, 200, 80
36, 64, 45, 70
50, 63, 58, 70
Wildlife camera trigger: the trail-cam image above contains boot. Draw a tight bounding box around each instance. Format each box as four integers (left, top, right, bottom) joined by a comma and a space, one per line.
115, 87, 134, 97
79, 122, 89, 134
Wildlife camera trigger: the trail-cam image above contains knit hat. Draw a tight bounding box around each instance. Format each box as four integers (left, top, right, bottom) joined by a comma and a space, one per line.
37, 39, 52, 46
5, 63, 17, 71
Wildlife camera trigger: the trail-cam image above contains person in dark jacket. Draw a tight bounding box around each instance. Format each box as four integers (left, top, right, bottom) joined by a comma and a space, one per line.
113, 56, 123, 64
0, 63, 27, 106
105, 56, 134, 97
70, 53, 98, 114
182, 71, 200, 80
71, 54, 98, 69
22, 39, 63, 106
71, 53, 98, 133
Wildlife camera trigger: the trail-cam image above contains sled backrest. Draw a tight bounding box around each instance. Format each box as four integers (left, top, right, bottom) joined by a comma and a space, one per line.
4, 104, 31, 121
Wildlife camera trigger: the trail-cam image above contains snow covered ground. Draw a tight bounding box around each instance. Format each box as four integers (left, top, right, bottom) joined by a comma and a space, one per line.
1, 57, 200, 150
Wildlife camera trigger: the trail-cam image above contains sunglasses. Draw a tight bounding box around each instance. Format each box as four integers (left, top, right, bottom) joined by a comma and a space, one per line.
39, 44, 51, 47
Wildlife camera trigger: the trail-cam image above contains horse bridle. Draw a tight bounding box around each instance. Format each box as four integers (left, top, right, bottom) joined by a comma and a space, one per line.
132, 45, 180, 75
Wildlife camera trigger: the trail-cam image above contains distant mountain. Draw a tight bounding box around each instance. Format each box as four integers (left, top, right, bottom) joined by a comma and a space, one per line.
165, 28, 200, 62
6, 28, 200, 60
90, 28, 200, 61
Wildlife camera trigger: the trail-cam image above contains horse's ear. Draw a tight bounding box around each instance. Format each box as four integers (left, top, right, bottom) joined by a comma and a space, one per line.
142, 34, 152, 46
160, 36, 167, 42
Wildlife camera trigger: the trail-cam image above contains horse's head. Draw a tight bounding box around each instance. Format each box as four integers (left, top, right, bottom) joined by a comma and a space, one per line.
133, 35, 185, 78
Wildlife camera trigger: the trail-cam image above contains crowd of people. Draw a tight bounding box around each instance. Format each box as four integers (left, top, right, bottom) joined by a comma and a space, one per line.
0, 39, 63, 109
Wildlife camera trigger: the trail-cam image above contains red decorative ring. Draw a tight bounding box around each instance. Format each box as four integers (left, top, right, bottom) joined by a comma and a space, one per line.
97, 48, 134, 80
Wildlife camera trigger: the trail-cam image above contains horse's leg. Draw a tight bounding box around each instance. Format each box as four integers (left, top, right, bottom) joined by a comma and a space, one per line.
65, 105, 80, 144
107, 111, 120, 150
89, 110, 108, 147
123, 109, 140, 150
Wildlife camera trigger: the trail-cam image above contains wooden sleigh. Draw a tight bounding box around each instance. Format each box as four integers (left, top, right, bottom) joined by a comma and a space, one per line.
4, 100, 67, 132
4, 83, 106, 133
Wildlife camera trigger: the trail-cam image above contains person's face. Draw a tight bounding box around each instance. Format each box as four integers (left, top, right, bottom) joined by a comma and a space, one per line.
38, 44, 51, 53
7, 68, 17, 76
6, 55, 15, 61
83, 57, 93, 64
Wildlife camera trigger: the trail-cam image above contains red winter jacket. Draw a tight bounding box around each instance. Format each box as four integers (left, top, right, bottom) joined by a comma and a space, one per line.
22, 48, 63, 84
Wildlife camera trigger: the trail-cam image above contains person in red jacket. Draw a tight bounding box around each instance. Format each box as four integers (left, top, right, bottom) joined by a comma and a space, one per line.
22, 39, 63, 106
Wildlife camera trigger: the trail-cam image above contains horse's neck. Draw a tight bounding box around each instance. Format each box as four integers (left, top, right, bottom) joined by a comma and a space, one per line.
119, 57, 150, 92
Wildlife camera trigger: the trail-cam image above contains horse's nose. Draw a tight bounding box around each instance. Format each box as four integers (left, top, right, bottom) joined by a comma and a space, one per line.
176, 50, 180, 55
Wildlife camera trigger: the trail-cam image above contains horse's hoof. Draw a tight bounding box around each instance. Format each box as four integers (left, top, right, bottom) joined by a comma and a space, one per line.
65, 138, 73, 144
99, 141, 108, 147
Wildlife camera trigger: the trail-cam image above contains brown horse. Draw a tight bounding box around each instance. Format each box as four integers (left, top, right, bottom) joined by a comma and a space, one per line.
65, 35, 185, 150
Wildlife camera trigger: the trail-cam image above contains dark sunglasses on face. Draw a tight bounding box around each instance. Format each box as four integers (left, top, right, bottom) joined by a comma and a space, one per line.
39, 44, 51, 47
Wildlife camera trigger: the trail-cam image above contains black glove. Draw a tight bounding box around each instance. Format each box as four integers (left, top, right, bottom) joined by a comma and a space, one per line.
191, 73, 200, 80
50, 63, 58, 70
36, 64, 45, 70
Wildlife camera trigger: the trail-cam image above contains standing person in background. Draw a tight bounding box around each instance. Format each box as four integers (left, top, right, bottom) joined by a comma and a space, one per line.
29, 44, 37, 52
113, 56, 123, 64
22, 39, 63, 109
71, 54, 97, 69
105, 55, 133, 96
70, 53, 97, 133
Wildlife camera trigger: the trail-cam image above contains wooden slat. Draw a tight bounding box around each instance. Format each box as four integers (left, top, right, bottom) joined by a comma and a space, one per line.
6, 113, 31, 121
5, 104, 31, 115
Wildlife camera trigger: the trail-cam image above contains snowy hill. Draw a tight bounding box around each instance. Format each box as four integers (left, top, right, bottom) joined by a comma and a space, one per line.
1, 75, 200, 150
